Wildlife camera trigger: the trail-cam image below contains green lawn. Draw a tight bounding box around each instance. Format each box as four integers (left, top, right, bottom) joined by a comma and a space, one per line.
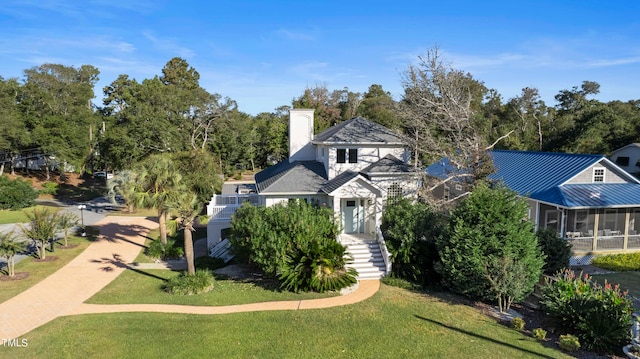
0, 205, 61, 224
1, 284, 571, 359
86, 268, 336, 306
0, 233, 96, 303
591, 271, 640, 298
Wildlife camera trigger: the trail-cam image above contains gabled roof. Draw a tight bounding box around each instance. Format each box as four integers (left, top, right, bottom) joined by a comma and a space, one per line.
490, 150, 604, 198
255, 161, 327, 194
312, 116, 405, 145
426, 150, 640, 208
362, 154, 416, 175
321, 171, 360, 193
611, 143, 640, 155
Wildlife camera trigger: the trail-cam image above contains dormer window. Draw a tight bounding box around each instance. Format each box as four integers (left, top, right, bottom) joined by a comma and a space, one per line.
336, 148, 357, 164
593, 167, 605, 182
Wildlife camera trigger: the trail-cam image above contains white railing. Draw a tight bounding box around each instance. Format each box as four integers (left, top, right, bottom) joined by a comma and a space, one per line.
206, 194, 261, 220
375, 226, 392, 275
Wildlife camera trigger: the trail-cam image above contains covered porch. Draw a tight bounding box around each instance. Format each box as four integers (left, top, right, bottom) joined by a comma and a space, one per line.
537, 203, 640, 253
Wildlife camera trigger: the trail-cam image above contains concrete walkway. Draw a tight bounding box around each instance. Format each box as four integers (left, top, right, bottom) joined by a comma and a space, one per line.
0, 216, 157, 339
0, 216, 380, 339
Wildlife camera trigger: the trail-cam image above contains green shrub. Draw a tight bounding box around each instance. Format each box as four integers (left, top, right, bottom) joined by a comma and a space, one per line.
510, 317, 525, 331
437, 183, 545, 312
558, 334, 580, 352
0, 176, 38, 210
194, 256, 225, 271
532, 328, 547, 341
39, 181, 59, 195
279, 238, 357, 293
592, 252, 640, 271
540, 270, 632, 354
163, 269, 214, 295
536, 228, 570, 275
231, 200, 355, 292
145, 239, 184, 260
380, 198, 445, 286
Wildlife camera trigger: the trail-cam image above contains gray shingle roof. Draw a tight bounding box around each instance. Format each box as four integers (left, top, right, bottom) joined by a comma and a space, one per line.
362, 154, 416, 174
255, 161, 327, 194
320, 171, 360, 194
312, 116, 405, 144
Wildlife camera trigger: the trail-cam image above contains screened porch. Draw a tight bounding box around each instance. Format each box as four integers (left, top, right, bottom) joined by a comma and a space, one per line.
539, 204, 640, 253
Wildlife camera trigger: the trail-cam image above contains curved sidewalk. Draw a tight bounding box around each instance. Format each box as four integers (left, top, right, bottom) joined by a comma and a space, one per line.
70, 280, 379, 315
0, 216, 380, 339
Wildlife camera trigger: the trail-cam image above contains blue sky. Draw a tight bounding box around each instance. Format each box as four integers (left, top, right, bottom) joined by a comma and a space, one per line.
1, 1, 639, 115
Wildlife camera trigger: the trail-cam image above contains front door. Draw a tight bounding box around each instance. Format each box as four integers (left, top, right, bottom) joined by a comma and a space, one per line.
343, 199, 365, 233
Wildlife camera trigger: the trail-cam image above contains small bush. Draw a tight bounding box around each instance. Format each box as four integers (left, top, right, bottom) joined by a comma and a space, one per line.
559, 334, 580, 352
163, 269, 214, 295
532, 328, 547, 341
592, 252, 640, 271
39, 181, 59, 195
540, 270, 632, 354
0, 176, 38, 210
510, 317, 525, 331
233, 172, 243, 180
146, 239, 184, 260
194, 256, 225, 271
536, 228, 570, 275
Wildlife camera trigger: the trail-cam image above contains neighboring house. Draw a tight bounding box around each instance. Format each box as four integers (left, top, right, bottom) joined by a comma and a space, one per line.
610, 143, 640, 177
427, 150, 640, 264
206, 109, 418, 278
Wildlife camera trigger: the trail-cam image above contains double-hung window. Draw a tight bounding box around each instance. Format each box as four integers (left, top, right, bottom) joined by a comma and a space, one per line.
336, 148, 357, 163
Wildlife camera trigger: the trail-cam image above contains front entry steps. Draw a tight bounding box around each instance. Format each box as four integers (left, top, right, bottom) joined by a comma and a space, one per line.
343, 240, 387, 280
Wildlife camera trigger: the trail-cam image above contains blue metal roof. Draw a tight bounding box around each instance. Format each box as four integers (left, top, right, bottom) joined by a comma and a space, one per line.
427, 150, 640, 208
490, 150, 603, 199
559, 184, 640, 208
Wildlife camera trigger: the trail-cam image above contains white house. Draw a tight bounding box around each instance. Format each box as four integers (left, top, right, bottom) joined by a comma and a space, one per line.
206, 109, 418, 278
610, 143, 640, 177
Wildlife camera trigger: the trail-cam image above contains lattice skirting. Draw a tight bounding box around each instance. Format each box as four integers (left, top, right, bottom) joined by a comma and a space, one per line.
570, 255, 596, 266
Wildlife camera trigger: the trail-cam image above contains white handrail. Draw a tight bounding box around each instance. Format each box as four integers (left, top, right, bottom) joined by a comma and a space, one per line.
375, 226, 392, 275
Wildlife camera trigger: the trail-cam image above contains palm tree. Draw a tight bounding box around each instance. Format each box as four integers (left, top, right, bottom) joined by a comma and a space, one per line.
20, 207, 59, 259
136, 155, 183, 244
0, 231, 28, 277
57, 212, 79, 247
170, 191, 203, 275
107, 170, 140, 213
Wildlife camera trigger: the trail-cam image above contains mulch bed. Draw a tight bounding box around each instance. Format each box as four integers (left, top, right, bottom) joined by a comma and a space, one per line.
473, 301, 624, 359
58, 244, 79, 249
32, 256, 59, 262
0, 272, 30, 281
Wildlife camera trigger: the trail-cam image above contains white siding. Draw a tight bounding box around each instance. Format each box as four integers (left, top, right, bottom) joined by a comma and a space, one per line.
327, 145, 406, 180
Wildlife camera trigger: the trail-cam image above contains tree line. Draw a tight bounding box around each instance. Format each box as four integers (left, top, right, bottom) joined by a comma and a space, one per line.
1, 52, 639, 184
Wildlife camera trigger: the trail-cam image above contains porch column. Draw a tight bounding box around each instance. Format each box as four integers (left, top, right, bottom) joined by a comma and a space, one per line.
332, 196, 341, 232
624, 209, 631, 250
560, 208, 566, 238
592, 211, 600, 252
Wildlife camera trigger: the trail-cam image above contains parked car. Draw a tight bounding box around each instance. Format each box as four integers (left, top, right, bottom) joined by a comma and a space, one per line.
93, 171, 114, 179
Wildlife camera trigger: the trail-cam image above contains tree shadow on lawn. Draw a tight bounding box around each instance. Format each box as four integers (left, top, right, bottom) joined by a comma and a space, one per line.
414, 315, 554, 359
90, 253, 167, 281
